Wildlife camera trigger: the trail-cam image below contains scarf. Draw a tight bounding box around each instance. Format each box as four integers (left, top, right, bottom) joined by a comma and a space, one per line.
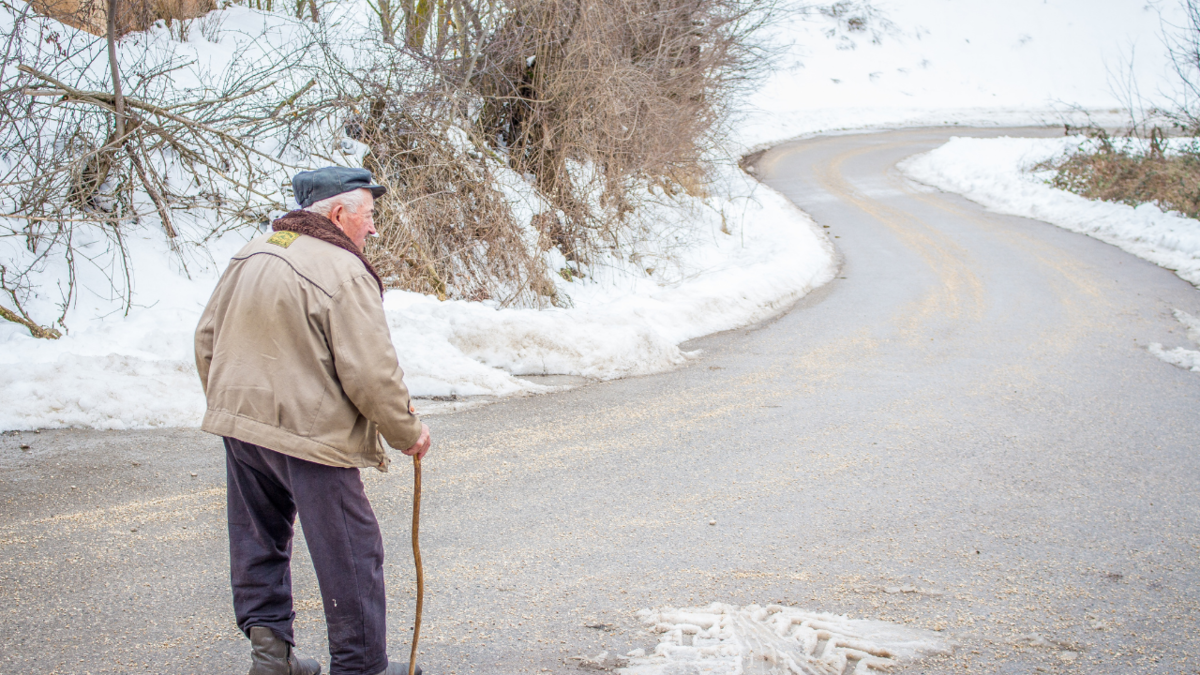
272, 210, 384, 295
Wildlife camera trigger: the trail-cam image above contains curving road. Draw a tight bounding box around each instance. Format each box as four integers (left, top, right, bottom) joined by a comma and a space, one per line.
2, 128, 1199, 675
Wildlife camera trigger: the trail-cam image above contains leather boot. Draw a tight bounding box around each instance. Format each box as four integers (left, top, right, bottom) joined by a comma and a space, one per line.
248, 626, 322, 675
372, 662, 422, 675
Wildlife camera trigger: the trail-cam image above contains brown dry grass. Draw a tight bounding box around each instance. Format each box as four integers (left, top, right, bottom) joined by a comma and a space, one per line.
1042, 129, 1200, 220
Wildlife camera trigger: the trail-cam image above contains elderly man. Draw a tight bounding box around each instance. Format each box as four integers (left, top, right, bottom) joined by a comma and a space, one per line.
195, 167, 430, 675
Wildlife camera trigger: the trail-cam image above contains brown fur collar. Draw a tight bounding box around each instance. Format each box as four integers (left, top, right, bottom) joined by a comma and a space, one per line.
272, 210, 383, 295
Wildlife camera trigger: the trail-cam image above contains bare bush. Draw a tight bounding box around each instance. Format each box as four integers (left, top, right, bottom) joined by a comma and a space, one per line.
1039, 128, 1200, 219
331, 0, 778, 306
1037, 0, 1200, 219
1161, 0, 1200, 133
0, 1, 326, 334
327, 65, 552, 304
471, 0, 771, 259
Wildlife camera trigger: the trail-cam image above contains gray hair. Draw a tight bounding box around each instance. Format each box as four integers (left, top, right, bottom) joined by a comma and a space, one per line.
305, 188, 372, 217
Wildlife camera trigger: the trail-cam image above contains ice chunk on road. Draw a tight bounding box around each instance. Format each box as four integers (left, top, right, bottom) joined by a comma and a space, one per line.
1150, 309, 1200, 373
621, 603, 952, 675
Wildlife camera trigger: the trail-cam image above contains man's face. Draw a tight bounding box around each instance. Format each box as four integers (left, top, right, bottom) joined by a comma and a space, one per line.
332, 189, 377, 251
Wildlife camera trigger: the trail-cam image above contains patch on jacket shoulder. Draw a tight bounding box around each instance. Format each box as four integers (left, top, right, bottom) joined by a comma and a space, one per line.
267, 231, 301, 248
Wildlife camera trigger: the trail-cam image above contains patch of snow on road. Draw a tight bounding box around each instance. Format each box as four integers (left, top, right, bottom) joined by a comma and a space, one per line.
1150, 309, 1200, 373
898, 136, 1200, 288
615, 603, 951, 675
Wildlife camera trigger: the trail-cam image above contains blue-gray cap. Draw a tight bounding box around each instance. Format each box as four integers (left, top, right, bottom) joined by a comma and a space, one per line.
292, 167, 387, 208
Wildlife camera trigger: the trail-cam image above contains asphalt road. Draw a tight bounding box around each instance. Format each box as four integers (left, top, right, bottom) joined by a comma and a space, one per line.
2, 127, 1199, 675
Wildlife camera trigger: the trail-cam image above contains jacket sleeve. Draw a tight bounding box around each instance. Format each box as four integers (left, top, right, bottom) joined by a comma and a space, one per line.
194, 293, 218, 396
326, 275, 423, 451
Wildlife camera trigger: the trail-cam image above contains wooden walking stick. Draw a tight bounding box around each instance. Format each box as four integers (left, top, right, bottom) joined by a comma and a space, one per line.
409, 454, 423, 675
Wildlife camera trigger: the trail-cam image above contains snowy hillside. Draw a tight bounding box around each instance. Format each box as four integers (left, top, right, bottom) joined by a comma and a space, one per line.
741, 0, 1179, 146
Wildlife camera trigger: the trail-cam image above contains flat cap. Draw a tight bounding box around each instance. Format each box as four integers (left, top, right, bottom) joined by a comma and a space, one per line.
292, 167, 386, 208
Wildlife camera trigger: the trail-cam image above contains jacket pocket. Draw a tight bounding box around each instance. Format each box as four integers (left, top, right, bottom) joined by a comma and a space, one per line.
303, 386, 330, 437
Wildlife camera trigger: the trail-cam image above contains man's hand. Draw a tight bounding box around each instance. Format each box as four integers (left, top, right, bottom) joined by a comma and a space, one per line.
402, 423, 431, 460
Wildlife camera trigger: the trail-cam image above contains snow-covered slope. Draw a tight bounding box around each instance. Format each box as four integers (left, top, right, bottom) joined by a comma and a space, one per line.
740, 0, 1179, 147
0, 2, 840, 430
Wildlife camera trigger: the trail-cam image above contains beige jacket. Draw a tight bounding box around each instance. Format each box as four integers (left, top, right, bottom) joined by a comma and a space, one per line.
195, 230, 422, 470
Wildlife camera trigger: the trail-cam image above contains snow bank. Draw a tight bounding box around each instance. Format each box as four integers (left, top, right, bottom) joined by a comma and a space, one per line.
0, 228, 251, 430
386, 167, 833, 396
0, 161, 833, 429
611, 603, 950, 675
898, 136, 1200, 288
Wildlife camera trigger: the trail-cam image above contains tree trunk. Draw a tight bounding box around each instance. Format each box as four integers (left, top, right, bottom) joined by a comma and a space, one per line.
106, 0, 125, 141
378, 0, 395, 43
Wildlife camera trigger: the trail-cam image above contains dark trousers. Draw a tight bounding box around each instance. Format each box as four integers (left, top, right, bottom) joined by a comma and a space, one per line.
225, 436, 389, 675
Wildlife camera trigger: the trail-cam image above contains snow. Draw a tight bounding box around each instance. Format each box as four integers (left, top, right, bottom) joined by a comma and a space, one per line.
608, 603, 951, 675
0, 0, 1191, 429
898, 135, 1200, 288
739, 0, 1179, 148
385, 165, 835, 399
0, 229, 253, 430
1149, 309, 1200, 372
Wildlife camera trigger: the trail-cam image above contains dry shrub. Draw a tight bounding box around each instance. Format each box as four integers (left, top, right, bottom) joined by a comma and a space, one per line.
0, 3, 322, 335
1039, 1, 1200, 220
353, 102, 555, 306
1041, 128, 1200, 219
28, 0, 214, 36
472, 0, 764, 260
345, 0, 774, 307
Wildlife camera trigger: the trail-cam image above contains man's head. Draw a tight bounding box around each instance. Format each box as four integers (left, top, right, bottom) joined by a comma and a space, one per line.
305, 188, 376, 251
293, 167, 387, 251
